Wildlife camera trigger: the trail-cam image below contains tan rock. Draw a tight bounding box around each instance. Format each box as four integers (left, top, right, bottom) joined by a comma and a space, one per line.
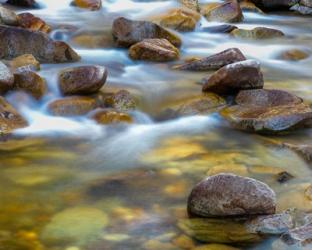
89, 108, 133, 124
9, 54, 40, 71
72, 0, 102, 11
277, 49, 309, 61
231, 27, 284, 39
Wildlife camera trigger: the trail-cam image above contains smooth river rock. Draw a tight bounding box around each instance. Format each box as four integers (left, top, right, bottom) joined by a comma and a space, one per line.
89, 108, 133, 124
231, 27, 285, 39
187, 173, 276, 217
173, 48, 246, 71
58, 65, 107, 95
112, 17, 182, 48
18, 12, 51, 33
202, 60, 264, 95
0, 61, 14, 94
0, 25, 80, 63
72, 0, 102, 10
129, 39, 179, 62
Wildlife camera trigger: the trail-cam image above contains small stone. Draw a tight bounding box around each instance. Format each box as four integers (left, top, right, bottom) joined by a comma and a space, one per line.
48, 96, 98, 116
277, 49, 309, 61
188, 173, 276, 217
18, 12, 51, 33
173, 48, 246, 71
59, 65, 107, 95
9, 54, 40, 71
102, 90, 136, 111
202, 0, 243, 23
202, 60, 264, 95
129, 39, 179, 62
231, 27, 284, 39
72, 0, 102, 11
112, 17, 182, 48
276, 171, 294, 183
0, 5, 18, 25
89, 108, 133, 124
0, 61, 14, 94
13, 70, 46, 99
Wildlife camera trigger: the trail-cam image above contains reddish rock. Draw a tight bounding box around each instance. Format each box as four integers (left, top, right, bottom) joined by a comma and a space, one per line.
18, 12, 51, 33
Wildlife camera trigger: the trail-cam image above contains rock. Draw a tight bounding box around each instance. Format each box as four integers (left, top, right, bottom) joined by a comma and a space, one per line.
202, 0, 243, 23
112, 17, 182, 48
177, 218, 262, 244
70, 32, 114, 48
235, 89, 303, 107
220, 103, 312, 134
129, 39, 179, 62
89, 108, 133, 124
179, 0, 199, 11
6, 0, 38, 7
201, 24, 237, 34
240, 1, 264, 13
0, 5, 18, 25
72, 0, 102, 10
281, 223, 312, 247
301, 0, 312, 7
0, 25, 80, 63
202, 60, 264, 95
246, 211, 294, 234
305, 185, 312, 201
231, 27, 284, 39
48, 96, 98, 116
291, 3, 312, 14
173, 48, 246, 71
277, 49, 309, 61
8, 54, 40, 71
159, 8, 200, 32
250, 0, 298, 9
0, 61, 14, 94
187, 173, 276, 217
58, 65, 107, 95
102, 90, 136, 111
276, 171, 294, 183
18, 12, 51, 33
0, 96, 27, 134
13, 70, 46, 99
41, 207, 108, 246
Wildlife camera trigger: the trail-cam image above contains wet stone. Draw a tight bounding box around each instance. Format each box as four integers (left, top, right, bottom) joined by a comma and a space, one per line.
179, 0, 199, 11
201, 24, 238, 34
0, 5, 18, 26
281, 223, 312, 247
240, 0, 264, 13
231, 27, 285, 39
72, 0, 102, 10
18, 12, 51, 33
89, 108, 133, 125
0, 61, 14, 94
8, 54, 40, 71
277, 48, 310, 61
129, 39, 179, 62
102, 90, 136, 111
112, 17, 182, 48
173, 48, 246, 71
187, 173, 276, 217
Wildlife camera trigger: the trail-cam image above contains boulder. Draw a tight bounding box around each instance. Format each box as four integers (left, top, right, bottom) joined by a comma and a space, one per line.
220, 103, 312, 134
129, 39, 179, 62
18, 12, 51, 33
13, 70, 46, 99
231, 27, 285, 39
173, 48, 246, 71
58, 65, 107, 95
0, 61, 14, 94
235, 89, 303, 107
72, 0, 102, 11
112, 17, 182, 48
0, 25, 80, 63
89, 108, 133, 124
202, 60, 264, 95
0, 5, 18, 25
187, 173, 276, 217
0, 96, 27, 134
202, 0, 243, 23
48, 96, 99, 116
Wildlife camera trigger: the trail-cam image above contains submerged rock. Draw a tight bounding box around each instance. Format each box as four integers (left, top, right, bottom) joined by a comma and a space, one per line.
202, 0, 243, 23
201, 24, 237, 34
178, 218, 262, 244
0, 61, 14, 94
13, 70, 46, 99
187, 173, 276, 217
231, 27, 285, 39
48, 96, 99, 116
72, 0, 102, 10
173, 48, 246, 71
129, 39, 179, 62
112, 17, 182, 48
221, 103, 312, 134
235, 89, 303, 107
0, 5, 18, 25
8, 54, 40, 71
0, 26, 80, 63
18, 12, 51, 33
0, 96, 27, 134
89, 108, 133, 124
59, 65, 107, 95
202, 60, 264, 95
277, 49, 310, 61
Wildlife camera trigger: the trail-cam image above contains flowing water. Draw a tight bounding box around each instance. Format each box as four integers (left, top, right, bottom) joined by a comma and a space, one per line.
1, 0, 312, 249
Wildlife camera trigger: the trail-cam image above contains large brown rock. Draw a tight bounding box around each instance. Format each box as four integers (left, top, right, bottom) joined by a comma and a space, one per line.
112, 17, 182, 48
202, 60, 264, 95
0, 61, 14, 94
0, 96, 27, 134
235, 89, 303, 107
0, 5, 18, 25
202, 0, 243, 23
58, 65, 107, 95
173, 48, 246, 71
129, 39, 179, 62
221, 103, 312, 134
187, 173, 276, 217
0, 25, 80, 63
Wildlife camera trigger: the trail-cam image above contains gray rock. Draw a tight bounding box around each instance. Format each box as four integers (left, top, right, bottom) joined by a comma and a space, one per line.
0, 61, 14, 94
